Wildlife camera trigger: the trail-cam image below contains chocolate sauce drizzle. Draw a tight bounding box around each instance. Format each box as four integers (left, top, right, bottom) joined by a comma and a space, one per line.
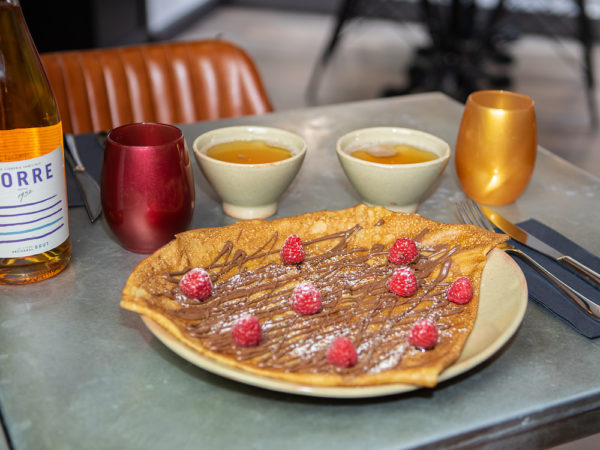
154, 224, 465, 377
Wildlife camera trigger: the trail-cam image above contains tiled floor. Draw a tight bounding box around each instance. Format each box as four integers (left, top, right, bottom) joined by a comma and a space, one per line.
172, 5, 600, 449
174, 4, 600, 179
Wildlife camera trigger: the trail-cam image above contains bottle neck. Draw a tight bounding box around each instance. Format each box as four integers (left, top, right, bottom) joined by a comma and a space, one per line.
0, 0, 59, 130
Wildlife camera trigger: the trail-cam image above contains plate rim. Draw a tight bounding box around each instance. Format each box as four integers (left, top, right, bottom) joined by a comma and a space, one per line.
141, 247, 527, 398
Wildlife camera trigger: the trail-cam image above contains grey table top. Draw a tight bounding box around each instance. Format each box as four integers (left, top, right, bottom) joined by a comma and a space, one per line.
1, 92, 600, 450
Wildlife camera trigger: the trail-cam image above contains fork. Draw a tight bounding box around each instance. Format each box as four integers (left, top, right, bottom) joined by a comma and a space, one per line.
456, 199, 600, 319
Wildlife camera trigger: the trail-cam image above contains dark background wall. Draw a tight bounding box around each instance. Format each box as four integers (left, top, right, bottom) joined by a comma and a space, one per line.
21, 0, 148, 53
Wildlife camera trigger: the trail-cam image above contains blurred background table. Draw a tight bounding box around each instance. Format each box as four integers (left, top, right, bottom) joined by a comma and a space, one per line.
1, 92, 599, 449
307, 0, 597, 125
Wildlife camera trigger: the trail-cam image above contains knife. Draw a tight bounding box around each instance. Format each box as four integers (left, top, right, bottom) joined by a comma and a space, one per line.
64, 134, 103, 223
480, 204, 600, 288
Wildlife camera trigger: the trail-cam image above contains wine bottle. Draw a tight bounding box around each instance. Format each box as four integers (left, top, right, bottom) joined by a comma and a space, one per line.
0, 0, 71, 284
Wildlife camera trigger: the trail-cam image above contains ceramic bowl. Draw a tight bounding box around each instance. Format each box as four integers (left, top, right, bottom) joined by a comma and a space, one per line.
193, 126, 307, 219
336, 127, 451, 212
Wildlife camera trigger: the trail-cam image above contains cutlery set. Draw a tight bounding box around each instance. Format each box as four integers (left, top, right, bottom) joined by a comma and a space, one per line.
456, 199, 600, 319
479, 204, 600, 287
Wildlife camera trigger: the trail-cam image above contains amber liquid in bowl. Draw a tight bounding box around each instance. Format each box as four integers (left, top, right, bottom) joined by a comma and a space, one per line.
206, 140, 292, 164
350, 144, 438, 164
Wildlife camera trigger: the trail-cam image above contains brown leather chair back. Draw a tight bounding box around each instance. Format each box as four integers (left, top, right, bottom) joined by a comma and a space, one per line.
41, 40, 273, 134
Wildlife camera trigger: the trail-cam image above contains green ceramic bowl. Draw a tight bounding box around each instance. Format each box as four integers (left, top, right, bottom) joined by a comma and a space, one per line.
336, 127, 451, 213
193, 126, 307, 219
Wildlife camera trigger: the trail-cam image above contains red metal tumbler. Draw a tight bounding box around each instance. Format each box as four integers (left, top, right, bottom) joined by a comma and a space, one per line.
101, 123, 195, 253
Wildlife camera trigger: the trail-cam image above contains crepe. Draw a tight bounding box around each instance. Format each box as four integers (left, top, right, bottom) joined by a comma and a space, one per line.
121, 204, 507, 387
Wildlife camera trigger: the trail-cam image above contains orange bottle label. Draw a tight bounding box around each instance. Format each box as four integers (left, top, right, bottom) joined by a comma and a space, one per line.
0, 122, 63, 162
0, 122, 69, 257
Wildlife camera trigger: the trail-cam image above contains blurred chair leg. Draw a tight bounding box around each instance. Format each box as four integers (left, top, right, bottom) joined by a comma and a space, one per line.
480, 0, 516, 64
575, 0, 598, 128
381, 0, 446, 98
306, 0, 359, 104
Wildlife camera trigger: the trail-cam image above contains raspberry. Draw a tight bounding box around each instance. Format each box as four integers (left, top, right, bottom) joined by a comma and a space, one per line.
387, 267, 417, 297
231, 314, 262, 347
446, 277, 473, 304
280, 234, 305, 264
326, 337, 358, 368
388, 237, 419, 265
291, 282, 322, 315
179, 268, 212, 300
408, 320, 438, 349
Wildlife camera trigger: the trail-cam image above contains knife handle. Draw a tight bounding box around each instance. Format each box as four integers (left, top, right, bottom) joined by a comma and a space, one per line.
558, 256, 600, 288
506, 249, 600, 319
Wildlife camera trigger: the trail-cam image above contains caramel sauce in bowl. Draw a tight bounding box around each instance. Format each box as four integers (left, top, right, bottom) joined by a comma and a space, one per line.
206, 140, 292, 164
350, 143, 438, 165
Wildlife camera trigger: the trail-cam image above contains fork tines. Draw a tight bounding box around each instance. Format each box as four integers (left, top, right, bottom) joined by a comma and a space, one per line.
455, 199, 494, 231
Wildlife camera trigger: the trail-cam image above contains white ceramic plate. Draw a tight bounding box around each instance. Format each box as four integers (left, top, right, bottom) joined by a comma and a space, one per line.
142, 248, 527, 398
